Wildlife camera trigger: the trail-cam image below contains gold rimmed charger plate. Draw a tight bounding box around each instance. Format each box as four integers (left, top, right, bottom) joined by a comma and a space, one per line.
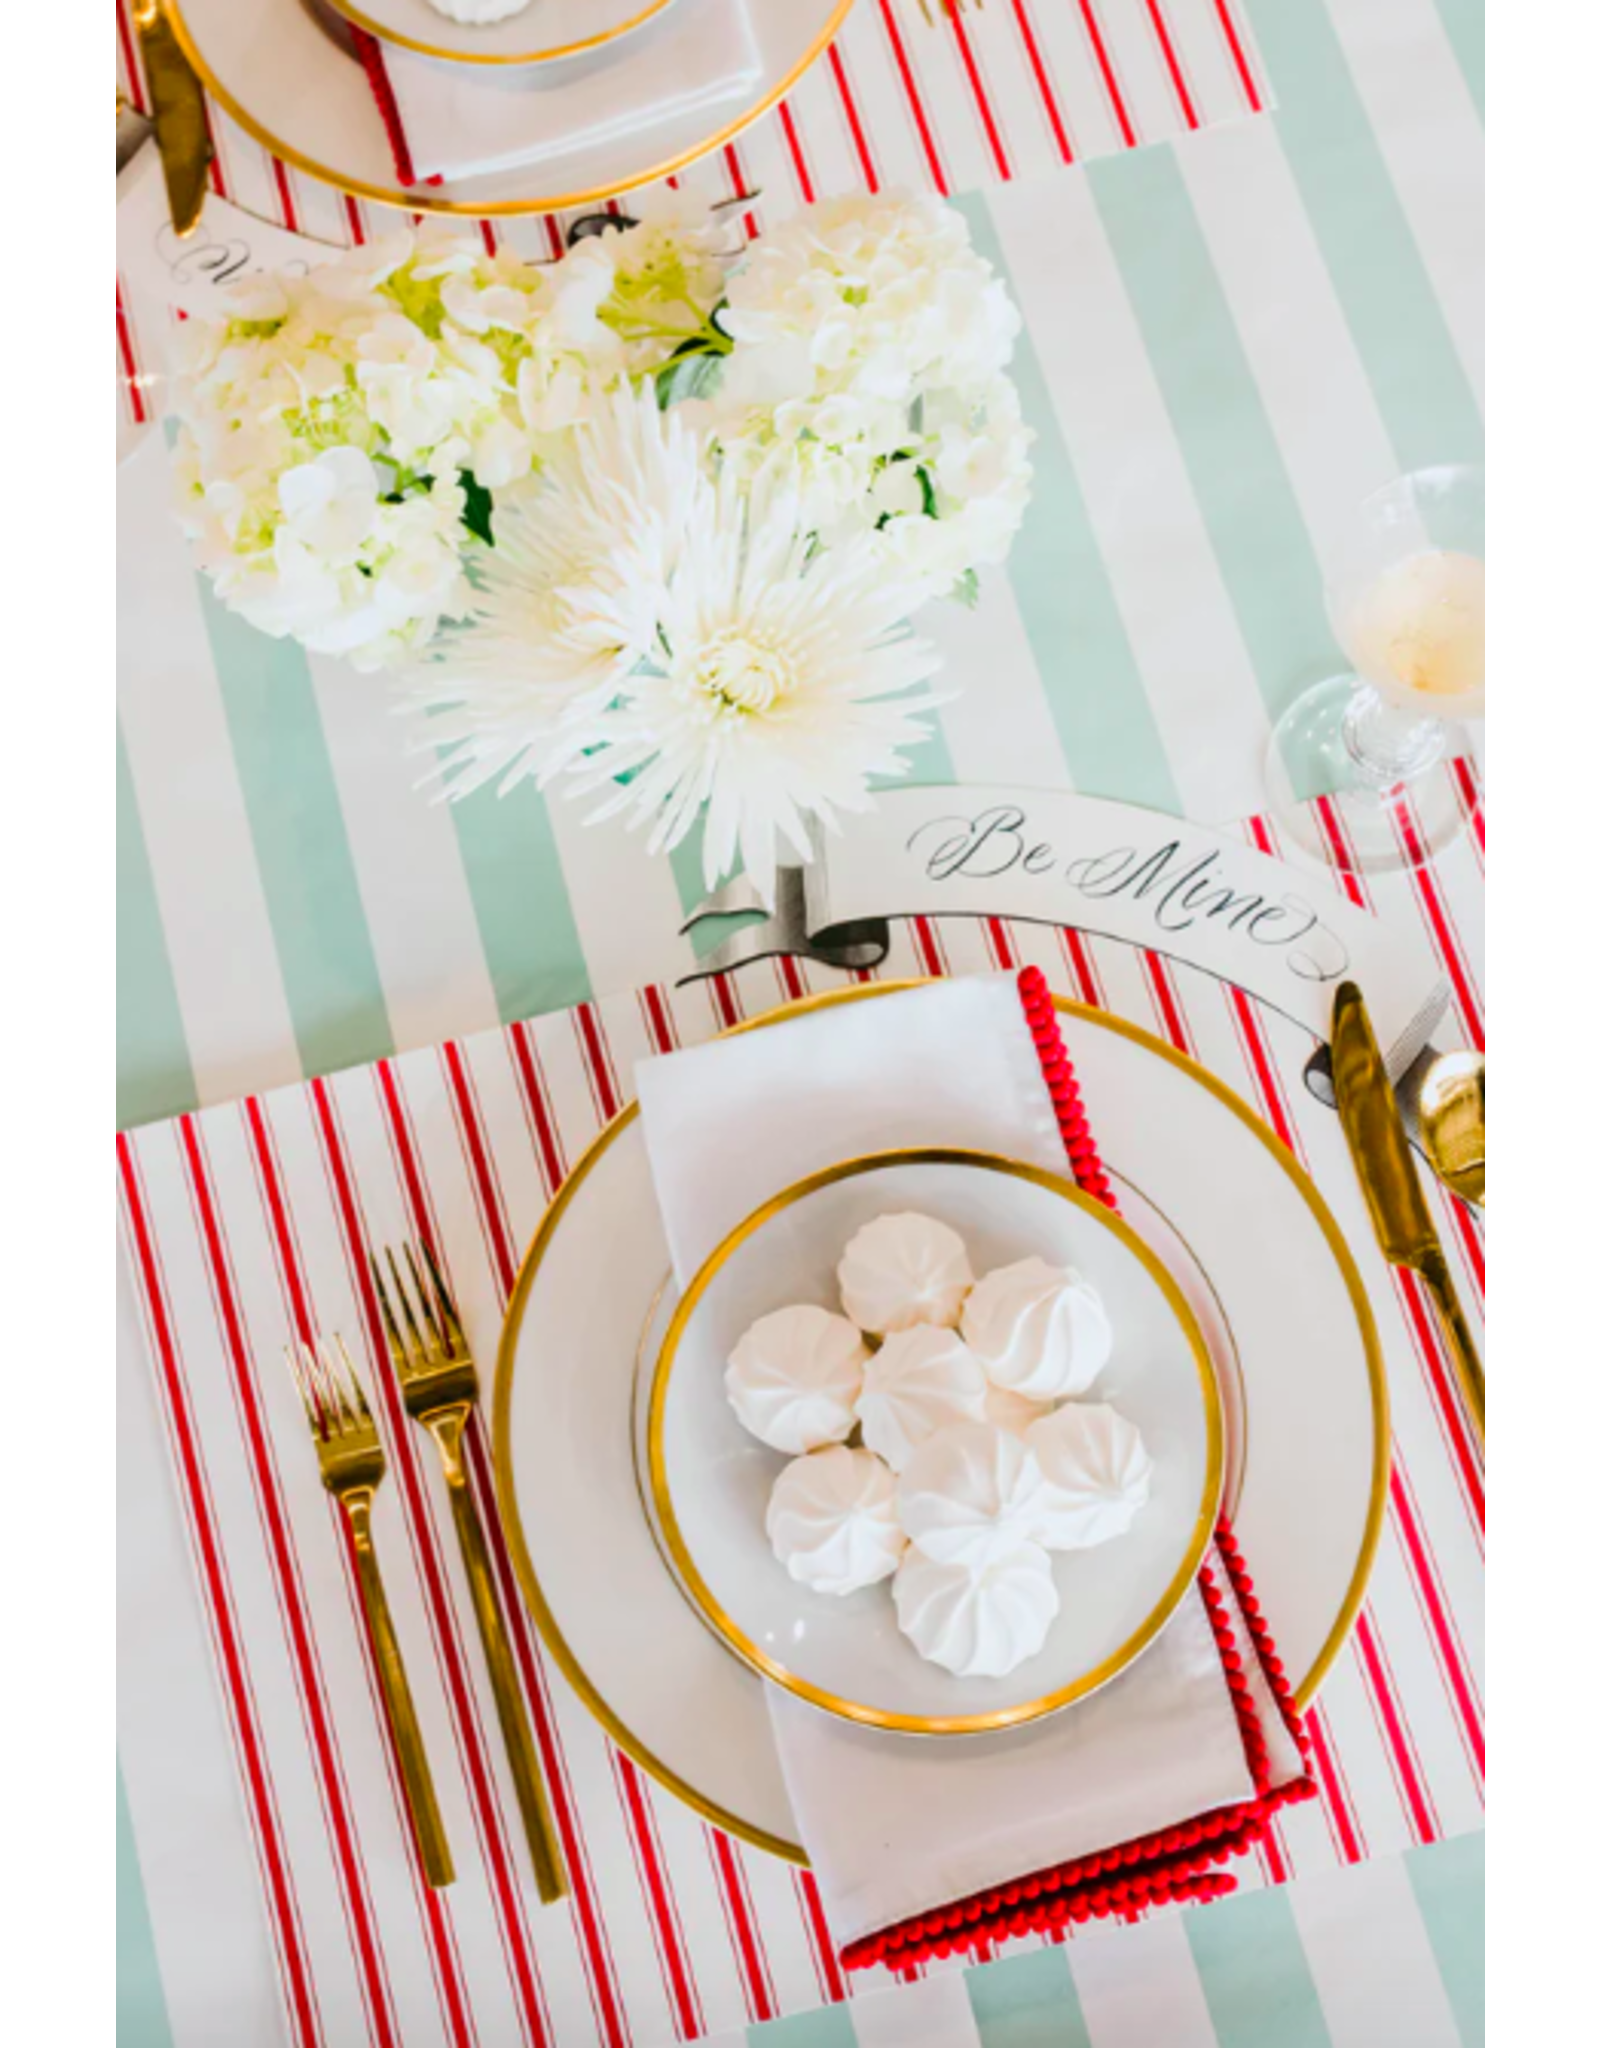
323, 0, 680, 70
166, 0, 856, 217
493, 983, 1389, 1862
646, 1146, 1224, 1736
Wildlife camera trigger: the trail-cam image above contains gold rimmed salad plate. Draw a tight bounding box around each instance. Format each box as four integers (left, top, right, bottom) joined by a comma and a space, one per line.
646, 1147, 1223, 1737
166, 0, 855, 216
493, 985, 1387, 1862
323, 0, 681, 68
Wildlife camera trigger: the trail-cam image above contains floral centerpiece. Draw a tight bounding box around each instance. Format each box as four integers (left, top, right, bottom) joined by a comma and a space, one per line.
172, 193, 1033, 902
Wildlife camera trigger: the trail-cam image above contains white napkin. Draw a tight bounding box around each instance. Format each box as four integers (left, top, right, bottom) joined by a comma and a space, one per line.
636, 978, 1066, 1285
634, 975, 1307, 1952
380, 0, 762, 187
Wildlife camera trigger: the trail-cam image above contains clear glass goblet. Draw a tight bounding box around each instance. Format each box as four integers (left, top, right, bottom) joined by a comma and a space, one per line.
1265, 464, 1484, 873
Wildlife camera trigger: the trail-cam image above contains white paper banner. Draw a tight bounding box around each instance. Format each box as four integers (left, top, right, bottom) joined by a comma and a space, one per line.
117, 148, 339, 462
681, 788, 1445, 1067
117, 146, 337, 319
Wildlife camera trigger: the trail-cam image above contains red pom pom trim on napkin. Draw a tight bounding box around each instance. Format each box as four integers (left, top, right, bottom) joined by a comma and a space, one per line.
834, 970, 1318, 1975
838, 1518, 1316, 1974
1016, 964, 1117, 1210
350, 27, 444, 190
350, 28, 418, 189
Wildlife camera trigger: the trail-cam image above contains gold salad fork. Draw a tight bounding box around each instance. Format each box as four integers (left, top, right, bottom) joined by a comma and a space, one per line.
373, 1245, 570, 1905
287, 1336, 454, 1888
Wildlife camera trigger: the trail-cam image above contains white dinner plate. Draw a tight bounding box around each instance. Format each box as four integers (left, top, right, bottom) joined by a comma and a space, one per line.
650, 1151, 1222, 1734
323, 0, 680, 69
494, 987, 1387, 1862
167, 0, 853, 216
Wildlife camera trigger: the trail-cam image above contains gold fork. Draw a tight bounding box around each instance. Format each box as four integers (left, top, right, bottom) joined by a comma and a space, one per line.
287, 1336, 454, 1888
374, 1245, 570, 1905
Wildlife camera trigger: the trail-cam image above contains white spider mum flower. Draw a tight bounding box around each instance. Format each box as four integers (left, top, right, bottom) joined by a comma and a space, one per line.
566, 465, 945, 906
414, 385, 703, 794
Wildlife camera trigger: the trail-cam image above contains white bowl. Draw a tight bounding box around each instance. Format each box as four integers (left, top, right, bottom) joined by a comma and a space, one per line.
322, 0, 680, 70
646, 1148, 1223, 1735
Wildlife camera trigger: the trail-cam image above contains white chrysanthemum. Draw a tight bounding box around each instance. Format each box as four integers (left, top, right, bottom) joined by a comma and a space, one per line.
568, 454, 945, 906
414, 388, 704, 791
416, 384, 944, 901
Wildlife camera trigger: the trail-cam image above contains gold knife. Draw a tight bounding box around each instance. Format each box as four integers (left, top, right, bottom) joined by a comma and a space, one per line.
131, 1, 213, 238
1331, 982, 1484, 1440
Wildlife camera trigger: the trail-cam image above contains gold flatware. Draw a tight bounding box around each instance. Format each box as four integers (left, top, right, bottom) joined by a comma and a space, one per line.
1417, 1051, 1485, 1209
1331, 983, 1484, 1440
374, 1244, 570, 1905
918, 0, 985, 19
131, 0, 213, 237
287, 1335, 455, 1888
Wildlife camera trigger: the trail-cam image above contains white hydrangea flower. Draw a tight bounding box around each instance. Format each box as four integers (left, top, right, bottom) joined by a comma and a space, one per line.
708, 189, 1032, 599
591, 190, 737, 372
276, 446, 382, 563
169, 186, 1032, 889
170, 222, 652, 671
720, 192, 1021, 390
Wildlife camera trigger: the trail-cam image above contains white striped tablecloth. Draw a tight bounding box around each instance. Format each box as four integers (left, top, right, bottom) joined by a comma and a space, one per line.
116, 0, 1484, 2041
115, 0, 1482, 1136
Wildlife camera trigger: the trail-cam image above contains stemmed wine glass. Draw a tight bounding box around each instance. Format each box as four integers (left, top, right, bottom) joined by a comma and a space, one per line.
1265, 465, 1483, 873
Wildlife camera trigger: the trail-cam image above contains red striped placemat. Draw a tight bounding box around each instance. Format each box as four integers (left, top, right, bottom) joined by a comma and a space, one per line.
115, 1, 1271, 270
117, 851, 1484, 2045
115, 2, 1274, 482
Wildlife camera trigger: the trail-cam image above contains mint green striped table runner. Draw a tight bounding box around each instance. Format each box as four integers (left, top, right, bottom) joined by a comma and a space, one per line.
117, 0, 1483, 2041
717, 1835, 1483, 2048
120, 1817, 1479, 2048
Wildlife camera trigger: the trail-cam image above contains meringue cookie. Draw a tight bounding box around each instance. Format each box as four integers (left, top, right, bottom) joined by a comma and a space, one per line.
897, 1421, 1051, 1569
426, 0, 533, 23
983, 1381, 1055, 1438
837, 1212, 974, 1335
961, 1257, 1113, 1400
893, 1543, 1059, 1677
726, 1304, 869, 1454
1028, 1402, 1154, 1550
766, 1446, 907, 1596
856, 1325, 988, 1472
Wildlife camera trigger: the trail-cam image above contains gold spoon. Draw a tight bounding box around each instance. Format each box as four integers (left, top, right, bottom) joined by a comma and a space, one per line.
1417, 1052, 1485, 1208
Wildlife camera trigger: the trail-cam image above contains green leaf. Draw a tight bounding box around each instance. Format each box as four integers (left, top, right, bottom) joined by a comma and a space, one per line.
459, 471, 495, 547
654, 348, 726, 409
951, 567, 981, 609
